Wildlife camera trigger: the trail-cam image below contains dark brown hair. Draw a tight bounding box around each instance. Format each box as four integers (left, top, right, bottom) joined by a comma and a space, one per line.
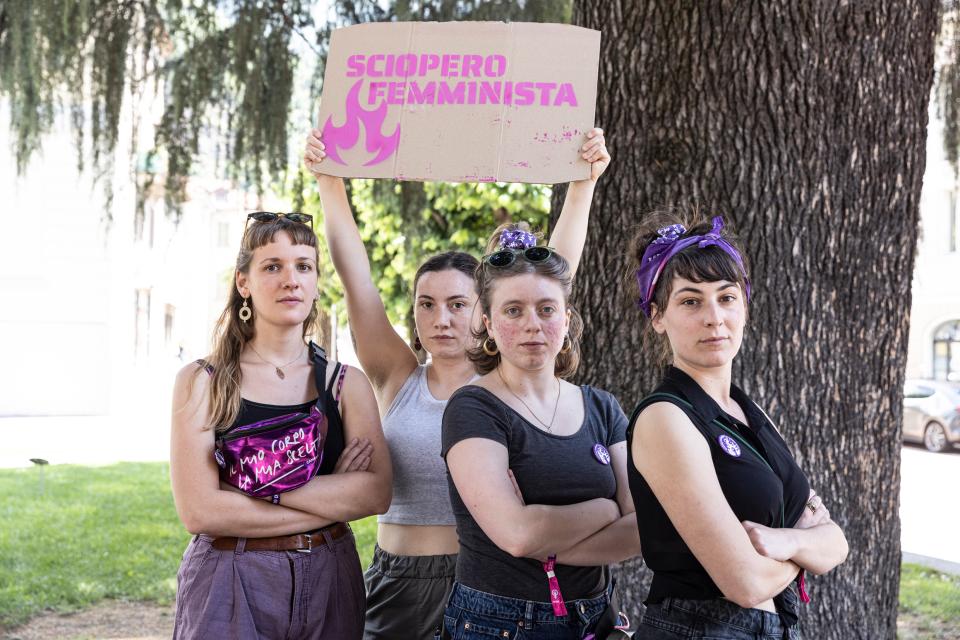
413, 251, 480, 294
627, 207, 750, 365
468, 222, 583, 377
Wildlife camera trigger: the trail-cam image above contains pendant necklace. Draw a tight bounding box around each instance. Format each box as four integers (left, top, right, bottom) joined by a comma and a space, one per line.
248, 343, 306, 380
497, 366, 561, 432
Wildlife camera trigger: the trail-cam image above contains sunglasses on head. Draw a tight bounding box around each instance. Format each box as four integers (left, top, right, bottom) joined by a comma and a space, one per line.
483, 246, 555, 268
243, 211, 314, 234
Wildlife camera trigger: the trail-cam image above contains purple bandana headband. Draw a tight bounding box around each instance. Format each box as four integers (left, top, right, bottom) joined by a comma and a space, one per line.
635, 216, 751, 317
499, 228, 538, 249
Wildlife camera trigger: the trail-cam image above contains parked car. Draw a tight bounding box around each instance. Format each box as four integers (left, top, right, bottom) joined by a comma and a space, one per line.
903, 379, 960, 452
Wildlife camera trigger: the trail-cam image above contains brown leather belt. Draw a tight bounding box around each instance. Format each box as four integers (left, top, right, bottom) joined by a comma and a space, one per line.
212, 522, 349, 553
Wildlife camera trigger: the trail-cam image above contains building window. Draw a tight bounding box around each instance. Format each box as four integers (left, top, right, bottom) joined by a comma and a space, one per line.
933, 319, 960, 382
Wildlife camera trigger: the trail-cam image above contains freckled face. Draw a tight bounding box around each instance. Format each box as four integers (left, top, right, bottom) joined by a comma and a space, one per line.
651, 276, 746, 370
483, 273, 570, 372
414, 269, 477, 358
236, 232, 319, 328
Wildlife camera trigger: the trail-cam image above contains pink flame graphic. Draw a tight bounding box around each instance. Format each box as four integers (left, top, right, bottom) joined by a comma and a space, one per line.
322, 80, 401, 167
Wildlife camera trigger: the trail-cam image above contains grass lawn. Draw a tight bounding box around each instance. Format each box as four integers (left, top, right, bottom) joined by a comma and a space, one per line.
1, 462, 958, 637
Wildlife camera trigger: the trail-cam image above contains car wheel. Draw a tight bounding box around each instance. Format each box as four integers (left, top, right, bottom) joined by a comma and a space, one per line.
923, 422, 949, 453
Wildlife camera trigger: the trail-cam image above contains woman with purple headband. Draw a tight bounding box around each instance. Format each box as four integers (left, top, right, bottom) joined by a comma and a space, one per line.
304, 127, 611, 639
440, 223, 640, 639
626, 214, 849, 639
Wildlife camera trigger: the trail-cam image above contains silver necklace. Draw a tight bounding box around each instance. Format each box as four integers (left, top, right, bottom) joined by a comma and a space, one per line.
248, 343, 306, 380
497, 367, 561, 432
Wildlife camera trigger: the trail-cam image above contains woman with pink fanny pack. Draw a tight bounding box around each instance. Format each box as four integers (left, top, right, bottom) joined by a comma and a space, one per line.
169, 212, 393, 640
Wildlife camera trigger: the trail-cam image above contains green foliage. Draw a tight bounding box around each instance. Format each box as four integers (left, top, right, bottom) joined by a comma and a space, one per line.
290, 167, 553, 330
0, 0, 571, 220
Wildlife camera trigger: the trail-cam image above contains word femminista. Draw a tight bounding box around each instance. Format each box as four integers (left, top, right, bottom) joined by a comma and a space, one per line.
347, 53, 579, 107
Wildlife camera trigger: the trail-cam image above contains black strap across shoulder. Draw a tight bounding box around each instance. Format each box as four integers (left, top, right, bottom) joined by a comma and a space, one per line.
309, 342, 330, 414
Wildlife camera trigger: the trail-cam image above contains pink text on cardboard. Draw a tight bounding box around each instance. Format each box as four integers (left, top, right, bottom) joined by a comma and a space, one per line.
316, 22, 600, 184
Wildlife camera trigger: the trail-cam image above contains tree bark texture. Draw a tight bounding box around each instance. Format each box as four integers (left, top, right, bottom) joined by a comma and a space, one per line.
557, 2, 939, 638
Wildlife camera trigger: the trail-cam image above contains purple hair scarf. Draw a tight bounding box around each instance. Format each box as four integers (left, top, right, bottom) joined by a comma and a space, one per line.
635, 216, 751, 317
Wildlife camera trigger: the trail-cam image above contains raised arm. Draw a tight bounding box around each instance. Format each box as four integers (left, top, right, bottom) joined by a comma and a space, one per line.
550, 442, 641, 566
446, 437, 619, 559
548, 127, 610, 277
304, 130, 418, 402
633, 402, 800, 609
273, 366, 393, 522
170, 364, 333, 538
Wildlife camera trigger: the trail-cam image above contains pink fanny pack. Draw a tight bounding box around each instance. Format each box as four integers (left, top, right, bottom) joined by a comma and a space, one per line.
204, 343, 345, 498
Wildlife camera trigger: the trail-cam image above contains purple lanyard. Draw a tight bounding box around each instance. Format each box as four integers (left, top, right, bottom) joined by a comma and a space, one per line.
542, 555, 568, 617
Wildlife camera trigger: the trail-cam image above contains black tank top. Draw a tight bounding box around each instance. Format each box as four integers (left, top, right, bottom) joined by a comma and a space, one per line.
626, 366, 809, 625
203, 344, 348, 477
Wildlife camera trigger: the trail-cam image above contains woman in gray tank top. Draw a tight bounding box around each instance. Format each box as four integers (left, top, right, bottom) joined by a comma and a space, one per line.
304, 126, 611, 639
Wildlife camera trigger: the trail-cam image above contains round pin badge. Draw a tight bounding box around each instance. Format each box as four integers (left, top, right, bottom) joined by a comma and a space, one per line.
718, 434, 741, 457
592, 443, 611, 465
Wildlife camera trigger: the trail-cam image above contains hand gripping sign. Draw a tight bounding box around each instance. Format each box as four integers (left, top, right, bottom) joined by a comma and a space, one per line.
315, 21, 601, 184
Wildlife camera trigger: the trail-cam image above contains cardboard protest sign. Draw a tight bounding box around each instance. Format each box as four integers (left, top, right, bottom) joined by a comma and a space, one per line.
316, 21, 600, 184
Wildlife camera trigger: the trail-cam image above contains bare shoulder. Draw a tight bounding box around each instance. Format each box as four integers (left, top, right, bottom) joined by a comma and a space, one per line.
173, 360, 211, 402
633, 401, 705, 450
171, 360, 213, 431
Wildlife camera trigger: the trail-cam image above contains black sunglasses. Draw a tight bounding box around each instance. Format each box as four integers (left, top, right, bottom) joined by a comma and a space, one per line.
243, 211, 314, 234
483, 246, 555, 268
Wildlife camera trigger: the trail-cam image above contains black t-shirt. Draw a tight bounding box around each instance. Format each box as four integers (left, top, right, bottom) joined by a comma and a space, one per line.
441, 384, 628, 601
626, 366, 809, 624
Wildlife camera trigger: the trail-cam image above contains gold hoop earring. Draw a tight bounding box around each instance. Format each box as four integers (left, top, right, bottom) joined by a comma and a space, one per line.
560, 334, 572, 354
482, 337, 499, 356
239, 298, 252, 323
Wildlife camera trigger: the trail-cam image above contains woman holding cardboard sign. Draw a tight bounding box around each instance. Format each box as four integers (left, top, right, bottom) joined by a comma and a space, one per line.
169, 213, 392, 640
304, 127, 610, 639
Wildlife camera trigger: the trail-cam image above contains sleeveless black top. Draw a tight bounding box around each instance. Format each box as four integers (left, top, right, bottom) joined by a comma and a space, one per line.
627, 367, 809, 626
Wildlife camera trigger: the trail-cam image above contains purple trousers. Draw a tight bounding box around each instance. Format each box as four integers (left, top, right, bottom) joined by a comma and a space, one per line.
173, 526, 366, 640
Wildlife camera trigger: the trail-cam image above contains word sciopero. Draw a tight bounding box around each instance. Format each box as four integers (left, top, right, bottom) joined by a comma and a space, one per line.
347, 53, 579, 107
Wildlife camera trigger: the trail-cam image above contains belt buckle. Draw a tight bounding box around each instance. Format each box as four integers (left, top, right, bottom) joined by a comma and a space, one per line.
296, 534, 313, 553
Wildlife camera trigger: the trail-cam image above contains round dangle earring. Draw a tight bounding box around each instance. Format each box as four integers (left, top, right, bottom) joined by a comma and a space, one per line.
413, 330, 423, 352
239, 297, 252, 323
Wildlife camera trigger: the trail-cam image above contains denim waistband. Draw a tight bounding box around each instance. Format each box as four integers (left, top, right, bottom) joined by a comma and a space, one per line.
449, 581, 609, 626
651, 596, 795, 637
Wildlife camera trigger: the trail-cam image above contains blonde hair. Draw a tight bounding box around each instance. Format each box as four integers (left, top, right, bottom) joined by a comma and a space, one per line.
468, 222, 583, 377
199, 217, 321, 432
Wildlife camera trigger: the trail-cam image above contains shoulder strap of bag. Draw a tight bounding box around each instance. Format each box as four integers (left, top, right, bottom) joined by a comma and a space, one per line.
310, 342, 329, 414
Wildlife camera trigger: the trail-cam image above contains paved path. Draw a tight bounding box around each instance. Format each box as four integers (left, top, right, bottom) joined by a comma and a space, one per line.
900, 444, 960, 569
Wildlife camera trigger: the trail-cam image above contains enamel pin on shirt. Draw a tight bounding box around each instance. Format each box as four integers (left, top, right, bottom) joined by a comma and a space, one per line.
592, 443, 611, 465
718, 434, 742, 457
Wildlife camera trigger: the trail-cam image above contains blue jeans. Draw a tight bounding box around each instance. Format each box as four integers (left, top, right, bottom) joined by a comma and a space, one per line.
637, 597, 802, 640
442, 581, 609, 639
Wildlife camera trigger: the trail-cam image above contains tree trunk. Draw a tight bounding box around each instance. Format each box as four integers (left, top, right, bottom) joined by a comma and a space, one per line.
557, 2, 939, 637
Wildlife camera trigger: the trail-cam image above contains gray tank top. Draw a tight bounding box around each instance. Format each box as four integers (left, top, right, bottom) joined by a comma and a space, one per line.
378, 365, 458, 525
